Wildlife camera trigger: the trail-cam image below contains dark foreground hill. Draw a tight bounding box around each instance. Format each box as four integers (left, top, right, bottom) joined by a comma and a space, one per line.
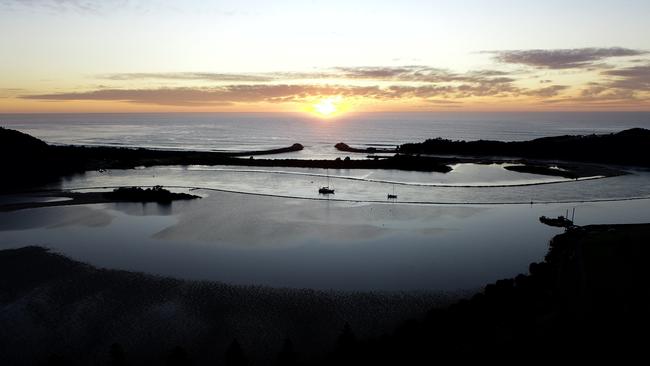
329, 223, 650, 365
0, 247, 449, 366
1, 224, 649, 365
400, 127, 650, 166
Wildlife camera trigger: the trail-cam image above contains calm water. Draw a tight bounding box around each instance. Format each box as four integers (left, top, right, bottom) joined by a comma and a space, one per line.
2, 111, 650, 291
2, 112, 650, 159
2, 164, 650, 290
46, 165, 650, 204
2, 191, 650, 291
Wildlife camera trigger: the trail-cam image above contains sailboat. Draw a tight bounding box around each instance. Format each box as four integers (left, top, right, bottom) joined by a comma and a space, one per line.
387, 184, 397, 199
319, 169, 335, 194
539, 207, 575, 228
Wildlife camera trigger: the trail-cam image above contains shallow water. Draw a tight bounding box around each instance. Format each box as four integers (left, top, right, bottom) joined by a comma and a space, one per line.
46, 164, 650, 204
2, 184, 650, 291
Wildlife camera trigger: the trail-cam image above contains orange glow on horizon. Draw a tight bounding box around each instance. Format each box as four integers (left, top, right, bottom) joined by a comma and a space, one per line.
2, 93, 650, 114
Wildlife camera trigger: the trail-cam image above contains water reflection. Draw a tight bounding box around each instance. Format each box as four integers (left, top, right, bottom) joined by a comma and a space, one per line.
2, 190, 649, 291
45, 164, 650, 204
0, 205, 114, 231
112, 201, 174, 216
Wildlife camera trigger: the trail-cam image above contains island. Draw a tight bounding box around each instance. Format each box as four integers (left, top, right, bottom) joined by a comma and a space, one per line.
103, 186, 200, 203
0, 186, 200, 212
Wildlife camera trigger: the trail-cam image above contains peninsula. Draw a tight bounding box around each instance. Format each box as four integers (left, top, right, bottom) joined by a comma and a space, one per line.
398, 128, 650, 166
4, 127, 647, 192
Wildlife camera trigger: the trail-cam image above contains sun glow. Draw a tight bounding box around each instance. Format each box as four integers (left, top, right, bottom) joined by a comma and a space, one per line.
311, 96, 344, 118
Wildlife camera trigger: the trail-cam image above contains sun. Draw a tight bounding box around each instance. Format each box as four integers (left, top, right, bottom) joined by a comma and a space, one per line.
315, 99, 337, 116
312, 96, 343, 118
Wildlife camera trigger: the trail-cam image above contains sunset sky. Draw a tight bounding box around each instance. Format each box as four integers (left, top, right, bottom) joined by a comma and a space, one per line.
1, 0, 649, 113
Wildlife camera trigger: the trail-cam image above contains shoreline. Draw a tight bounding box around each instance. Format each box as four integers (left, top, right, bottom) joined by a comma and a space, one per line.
327, 222, 650, 363
2, 223, 648, 364
0, 245, 458, 365
3, 183, 650, 213
2, 127, 643, 192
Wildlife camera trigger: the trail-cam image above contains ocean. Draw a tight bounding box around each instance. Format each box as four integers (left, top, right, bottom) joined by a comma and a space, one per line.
2, 112, 649, 159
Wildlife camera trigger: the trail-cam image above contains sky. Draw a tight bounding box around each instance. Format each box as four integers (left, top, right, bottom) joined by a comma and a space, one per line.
1, 0, 649, 114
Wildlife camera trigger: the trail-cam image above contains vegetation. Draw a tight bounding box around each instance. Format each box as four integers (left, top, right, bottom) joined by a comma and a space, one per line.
5, 127, 642, 191
400, 128, 650, 166
103, 186, 200, 203
334, 142, 397, 154
1, 224, 648, 364
0, 127, 451, 191
0, 247, 446, 366
325, 223, 650, 364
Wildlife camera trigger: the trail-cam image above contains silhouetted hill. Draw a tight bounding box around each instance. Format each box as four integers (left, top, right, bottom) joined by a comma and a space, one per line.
0, 127, 49, 153
1, 224, 648, 364
0, 127, 86, 190
0, 247, 448, 366
327, 223, 650, 365
3, 127, 646, 191
0, 128, 452, 191
399, 128, 650, 166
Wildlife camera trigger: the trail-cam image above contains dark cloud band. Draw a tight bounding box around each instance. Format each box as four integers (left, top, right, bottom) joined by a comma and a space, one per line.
487, 47, 646, 69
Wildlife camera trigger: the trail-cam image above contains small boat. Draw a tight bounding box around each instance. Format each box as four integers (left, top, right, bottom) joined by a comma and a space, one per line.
539, 208, 575, 228
319, 186, 335, 194
319, 169, 335, 194
539, 215, 573, 227
387, 184, 397, 199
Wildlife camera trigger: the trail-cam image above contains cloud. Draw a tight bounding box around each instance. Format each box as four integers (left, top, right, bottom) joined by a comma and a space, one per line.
21, 79, 570, 106
22, 58, 588, 106
100, 72, 278, 83
602, 64, 650, 91
331, 66, 515, 84
487, 47, 647, 69
333, 66, 455, 82
33, 57, 639, 106
542, 88, 644, 106
537, 64, 650, 106
20, 85, 393, 106
547, 64, 649, 104
425, 99, 463, 104
100, 66, 516, 84
524, 85, 570, 98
